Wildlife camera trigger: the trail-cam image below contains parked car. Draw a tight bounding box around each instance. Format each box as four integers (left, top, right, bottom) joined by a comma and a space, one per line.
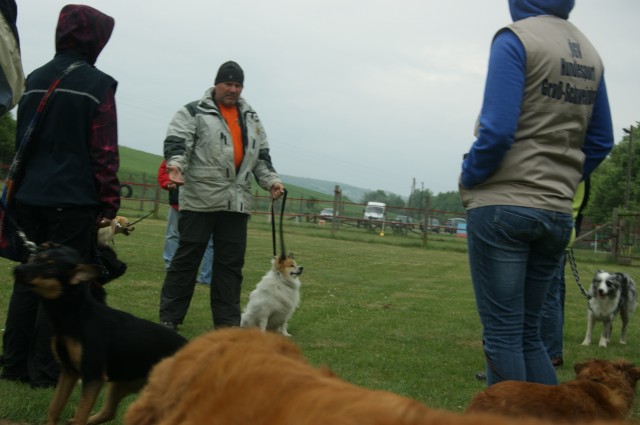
418, 218, 440, 233
391, 215, 414, 234
444, 218, 466, 234
319, 208, 336, 220
393, 215, 414, 227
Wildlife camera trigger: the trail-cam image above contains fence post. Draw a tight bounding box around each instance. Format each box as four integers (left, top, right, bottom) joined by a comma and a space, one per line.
611, 208, 621, 264
153, 184, 162, 219
332, 185, 342, 235
422, 194, 430, 247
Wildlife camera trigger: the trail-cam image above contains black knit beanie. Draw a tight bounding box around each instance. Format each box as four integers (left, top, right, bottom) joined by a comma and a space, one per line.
215, 61, 244, 85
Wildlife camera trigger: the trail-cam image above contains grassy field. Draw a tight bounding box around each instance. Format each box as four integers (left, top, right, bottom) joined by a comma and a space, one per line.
0, 217, 638, 424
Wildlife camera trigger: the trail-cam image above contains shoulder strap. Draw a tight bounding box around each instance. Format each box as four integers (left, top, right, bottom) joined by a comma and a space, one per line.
4, 61, 85, 203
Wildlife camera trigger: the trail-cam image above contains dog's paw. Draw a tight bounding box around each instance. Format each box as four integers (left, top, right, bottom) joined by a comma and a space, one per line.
581, 339, 591, 346
598, 339, 608, 348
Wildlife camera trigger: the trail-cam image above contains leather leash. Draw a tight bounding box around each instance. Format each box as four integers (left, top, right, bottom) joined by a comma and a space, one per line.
271, 189, 288, 258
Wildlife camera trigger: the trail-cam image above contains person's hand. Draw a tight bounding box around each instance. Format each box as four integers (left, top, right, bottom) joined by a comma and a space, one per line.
167, 165, 184, 185
270, 182, 285, 199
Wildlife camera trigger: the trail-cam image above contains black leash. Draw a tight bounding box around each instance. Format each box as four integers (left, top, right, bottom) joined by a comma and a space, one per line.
271, 189, 288, 258
568, 248, 592, 301
125, 208, 157, 228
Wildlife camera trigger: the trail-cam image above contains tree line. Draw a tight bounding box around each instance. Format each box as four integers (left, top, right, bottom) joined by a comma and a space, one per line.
360, 124, 639, 223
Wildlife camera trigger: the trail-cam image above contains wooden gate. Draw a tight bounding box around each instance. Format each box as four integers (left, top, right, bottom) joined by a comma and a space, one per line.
611, 209, 640, 265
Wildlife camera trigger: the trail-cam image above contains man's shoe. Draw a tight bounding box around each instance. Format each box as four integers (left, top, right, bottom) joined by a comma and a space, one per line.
160, 321, 178, 331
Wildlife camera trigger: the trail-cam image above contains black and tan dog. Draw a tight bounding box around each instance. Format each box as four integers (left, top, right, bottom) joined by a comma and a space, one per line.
14, 242, 186, 425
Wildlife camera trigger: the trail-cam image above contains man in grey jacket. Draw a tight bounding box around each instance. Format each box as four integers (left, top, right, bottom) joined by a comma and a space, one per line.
159, 61, 285, 330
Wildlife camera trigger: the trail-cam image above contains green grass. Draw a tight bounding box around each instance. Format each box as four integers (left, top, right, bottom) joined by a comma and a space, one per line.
0, 218, 639, 424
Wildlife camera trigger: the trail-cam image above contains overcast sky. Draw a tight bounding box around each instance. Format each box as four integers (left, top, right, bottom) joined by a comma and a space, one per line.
16, 1, 640, 197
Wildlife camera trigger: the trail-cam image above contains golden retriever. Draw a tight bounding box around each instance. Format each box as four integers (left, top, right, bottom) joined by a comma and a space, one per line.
466, 358, 640, 421
124, 328, 436, 425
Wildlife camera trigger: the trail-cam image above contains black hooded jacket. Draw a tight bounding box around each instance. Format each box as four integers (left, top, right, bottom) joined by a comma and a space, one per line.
15, 5, 120, 218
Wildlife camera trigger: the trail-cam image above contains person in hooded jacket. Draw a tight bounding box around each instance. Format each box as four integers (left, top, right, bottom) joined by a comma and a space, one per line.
0, 4, 119, 388
459, 0, 613, 386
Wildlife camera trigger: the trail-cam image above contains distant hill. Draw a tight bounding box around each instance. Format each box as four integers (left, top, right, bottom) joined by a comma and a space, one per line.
279, 175, 369, 203
117, 146, 370, 202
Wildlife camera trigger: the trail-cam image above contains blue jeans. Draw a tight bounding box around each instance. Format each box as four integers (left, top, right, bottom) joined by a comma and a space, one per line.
163, 207, 214, 283
540, 253, 566, 360
198, 241, 214, 284
466, 206, 573, 386
163, 207, 180, 270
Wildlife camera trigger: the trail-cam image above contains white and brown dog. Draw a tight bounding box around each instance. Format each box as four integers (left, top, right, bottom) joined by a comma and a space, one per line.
241, 254, 303, 336
582, 270, 637, 347
97, 216, 134, 247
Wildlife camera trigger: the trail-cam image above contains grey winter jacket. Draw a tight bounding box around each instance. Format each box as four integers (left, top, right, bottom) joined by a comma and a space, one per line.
164, 87, 282, 214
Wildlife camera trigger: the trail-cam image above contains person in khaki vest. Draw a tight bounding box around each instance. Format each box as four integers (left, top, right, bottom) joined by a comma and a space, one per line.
459, 0, 613, 386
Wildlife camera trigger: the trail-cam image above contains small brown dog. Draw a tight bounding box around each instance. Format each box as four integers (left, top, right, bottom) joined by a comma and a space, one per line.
97, 215, 134, 246
466, 358, 640, 421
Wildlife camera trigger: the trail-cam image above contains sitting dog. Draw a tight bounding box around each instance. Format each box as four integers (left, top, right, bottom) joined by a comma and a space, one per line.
97, 215, 134, 247
581, 270, 637, 347
466, 358, 640, 421
15, 242, 187, 425
240, 254, 303, 336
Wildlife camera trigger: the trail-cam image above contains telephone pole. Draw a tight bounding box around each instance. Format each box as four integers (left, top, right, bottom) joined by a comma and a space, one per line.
623, 125, 634, 210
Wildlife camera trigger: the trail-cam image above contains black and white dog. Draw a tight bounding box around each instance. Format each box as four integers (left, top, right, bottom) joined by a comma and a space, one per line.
581, 270, 637, 348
